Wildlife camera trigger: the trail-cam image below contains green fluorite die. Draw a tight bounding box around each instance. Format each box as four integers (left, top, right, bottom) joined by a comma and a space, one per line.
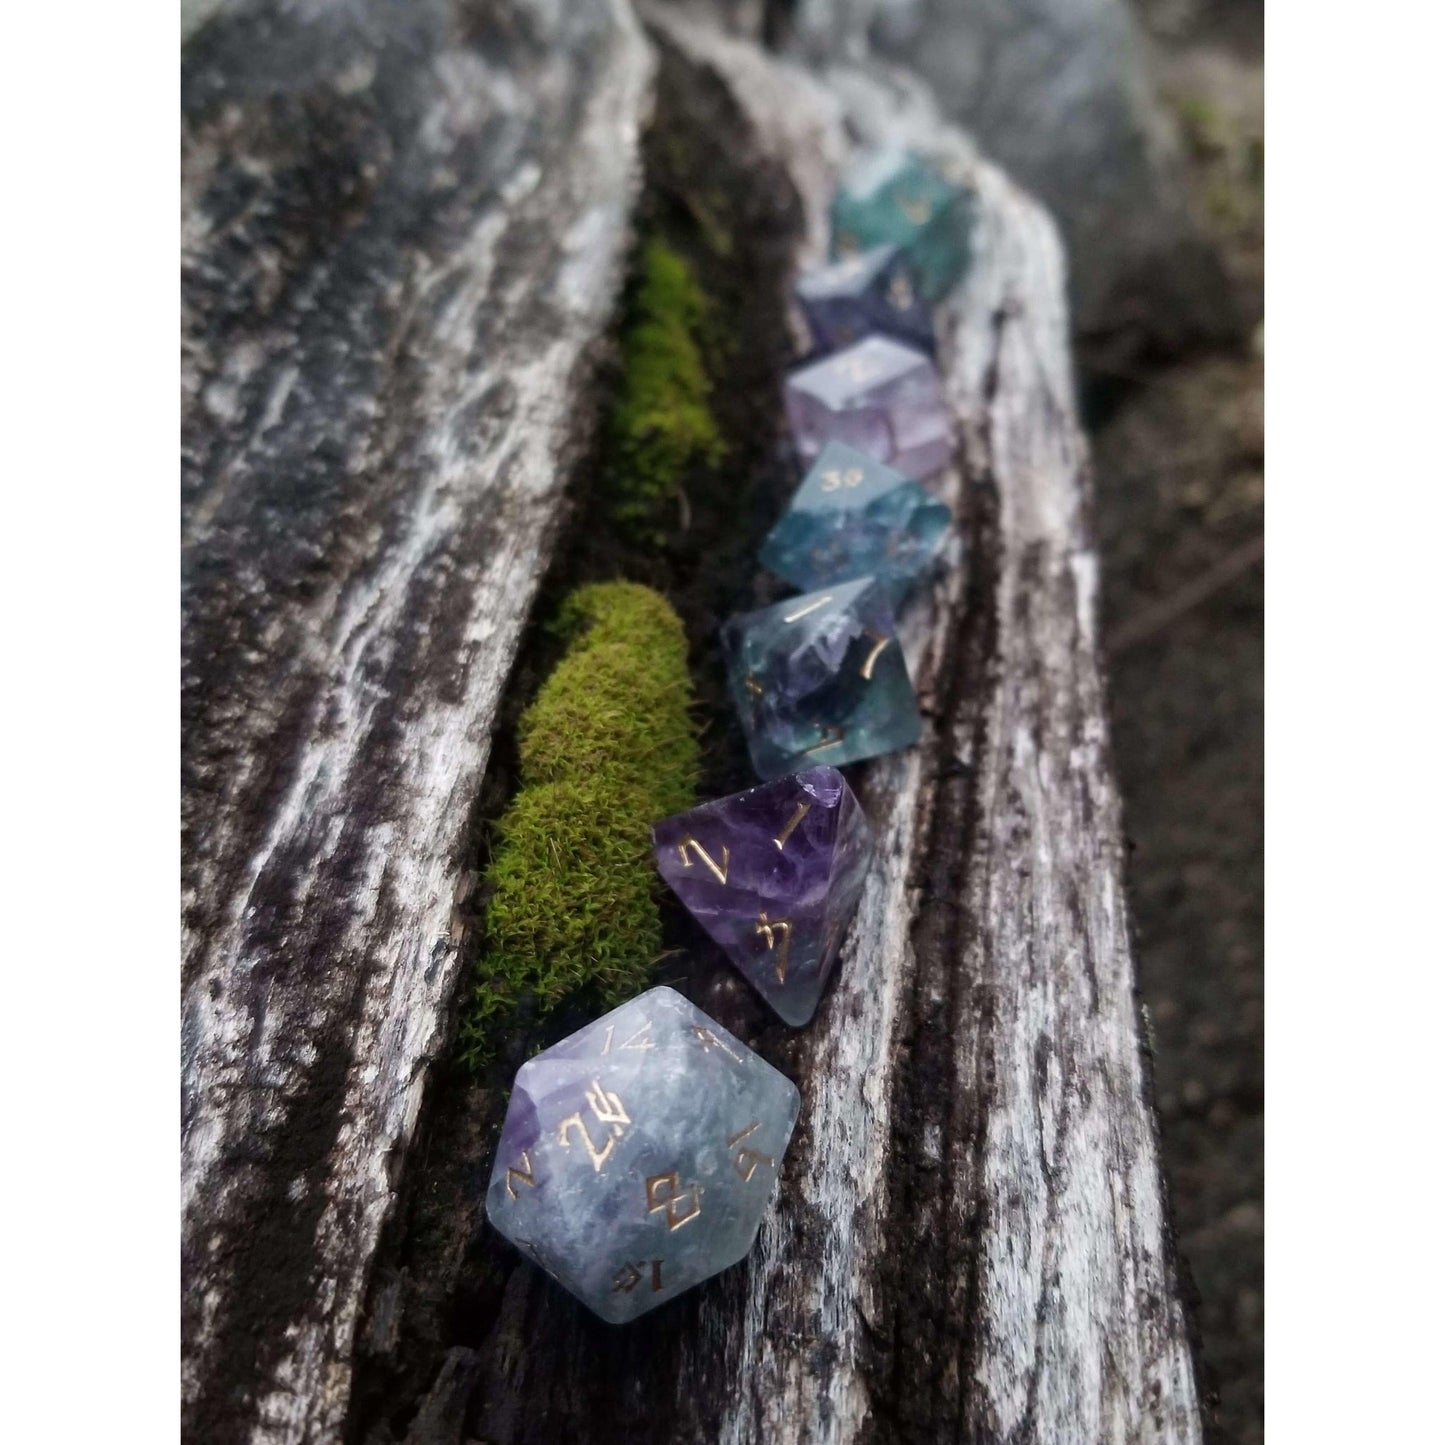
722, 576, 923, 779
758, 441, 951, 609
830, 148, 974, 303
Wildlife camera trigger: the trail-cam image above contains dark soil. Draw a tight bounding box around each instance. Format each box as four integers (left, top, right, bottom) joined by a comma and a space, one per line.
1092, 4, 1263, 1438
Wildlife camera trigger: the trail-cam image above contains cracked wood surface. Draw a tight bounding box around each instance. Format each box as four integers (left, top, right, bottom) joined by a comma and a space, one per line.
179, 3, 653, 1442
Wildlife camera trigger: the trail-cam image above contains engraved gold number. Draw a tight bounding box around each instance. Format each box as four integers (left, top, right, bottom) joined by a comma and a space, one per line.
804, 725, 847, 755
860, 632, 891, 680
601, 1020, 653, 1054
819, 467, 865, 492
677, 835, 730, 884
887, 273, 916, 310
612, 1259, 665, 1294
690, 1024, 745, 1064
727, 1122, 776, 1183
783, 594, 835, 624
558, 1079, 631, 1171
755, 911, 793, 984
504, 1150, 536, 1200
773, 800, 811, 851
836, 352, 880, 384
646, 1171, 703, 1230
619, 1021, 654, 1051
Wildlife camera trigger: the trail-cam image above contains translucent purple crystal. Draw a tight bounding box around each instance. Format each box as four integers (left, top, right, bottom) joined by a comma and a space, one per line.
652, 767, 873, 1025
784, 335, 955, 480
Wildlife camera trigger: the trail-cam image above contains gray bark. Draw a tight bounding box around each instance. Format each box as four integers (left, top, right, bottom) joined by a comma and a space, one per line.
180, 3, 653, 1441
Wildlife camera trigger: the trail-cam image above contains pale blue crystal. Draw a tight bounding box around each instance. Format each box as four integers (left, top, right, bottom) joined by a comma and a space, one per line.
758, 441, 951, 609
486, 987, 800, 1323
722, 576, 923, 779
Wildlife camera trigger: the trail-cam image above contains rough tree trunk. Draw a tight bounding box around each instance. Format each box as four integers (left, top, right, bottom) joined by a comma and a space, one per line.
180, 3, 1203, 1442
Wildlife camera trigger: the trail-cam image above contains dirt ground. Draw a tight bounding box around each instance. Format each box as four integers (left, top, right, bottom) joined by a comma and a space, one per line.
1095, 4, 1263, 1439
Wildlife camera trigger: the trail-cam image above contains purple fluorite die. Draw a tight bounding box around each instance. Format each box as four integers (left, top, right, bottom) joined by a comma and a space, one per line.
793, 243, 935, 356
652, 767, 873, 1026
486, 987, 800, 1323
784, 334, 955, 481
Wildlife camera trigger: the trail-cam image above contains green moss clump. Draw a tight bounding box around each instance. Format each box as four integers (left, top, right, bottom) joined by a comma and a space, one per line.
457, 582, 698, 1070
606, 240, 725, 541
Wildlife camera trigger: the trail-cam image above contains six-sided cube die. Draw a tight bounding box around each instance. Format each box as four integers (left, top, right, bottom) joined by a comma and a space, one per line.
784, 335, 955, 481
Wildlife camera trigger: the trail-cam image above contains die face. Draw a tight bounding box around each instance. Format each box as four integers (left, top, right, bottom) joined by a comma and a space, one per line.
652, 767, 874, 1026
829, 149, 974, 303
794, 244, 934, 355
486, 987, 800, 1324
721, 576, 923, 780
758, 441, 951, 608
784, 337, 954, 480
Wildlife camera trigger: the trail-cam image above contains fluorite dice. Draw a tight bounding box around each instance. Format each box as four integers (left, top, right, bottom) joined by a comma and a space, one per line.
784, 335, 954, 480
652, 767, 873, 1026
794, 243, 934, 356
486, 987, 799, 1324
721, 575, 922, 779
830, 148, 974, 302
758, 441, 951, 609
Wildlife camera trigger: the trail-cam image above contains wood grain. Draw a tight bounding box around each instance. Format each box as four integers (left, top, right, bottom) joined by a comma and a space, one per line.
180, 4, 653, 1441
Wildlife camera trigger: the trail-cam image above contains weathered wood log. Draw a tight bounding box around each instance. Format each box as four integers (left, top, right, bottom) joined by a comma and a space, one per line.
180, 4, 653, 1442
422, 12, 1203, 1441
181, 3, 1202, 1441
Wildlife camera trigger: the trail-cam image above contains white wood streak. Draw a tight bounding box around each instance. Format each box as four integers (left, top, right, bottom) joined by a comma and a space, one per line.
180, 6, 655, 1441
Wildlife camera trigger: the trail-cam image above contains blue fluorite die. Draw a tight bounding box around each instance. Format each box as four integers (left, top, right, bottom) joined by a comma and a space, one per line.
486, 987, 800, 1324
794, 243, 934, 356
758, 441, 951, 609
722, 576, 922, 779
652, 767, 874, 1025
830, 148, 974, 303
784, 335, 954, 480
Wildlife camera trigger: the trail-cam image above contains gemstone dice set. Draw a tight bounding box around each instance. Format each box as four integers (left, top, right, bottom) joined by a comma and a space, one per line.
488, 149, 974, 1322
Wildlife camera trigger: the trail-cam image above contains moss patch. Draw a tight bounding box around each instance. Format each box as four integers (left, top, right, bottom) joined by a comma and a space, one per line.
604, 239, 725, 542
456, 581, 698, 1069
